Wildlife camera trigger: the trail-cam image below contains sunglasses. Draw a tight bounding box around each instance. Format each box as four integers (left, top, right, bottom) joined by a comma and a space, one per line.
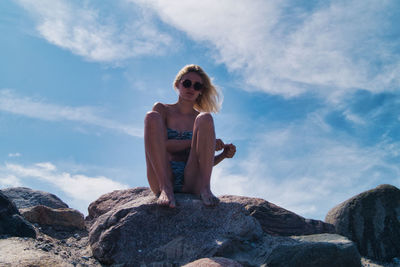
181, 79, 204, 91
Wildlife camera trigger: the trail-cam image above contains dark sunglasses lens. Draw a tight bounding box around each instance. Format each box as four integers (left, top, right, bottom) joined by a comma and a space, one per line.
182, 79, 192, 88
193, 82, 203, 91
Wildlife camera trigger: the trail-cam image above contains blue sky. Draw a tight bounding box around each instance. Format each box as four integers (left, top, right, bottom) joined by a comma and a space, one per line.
1, 0, 399, 220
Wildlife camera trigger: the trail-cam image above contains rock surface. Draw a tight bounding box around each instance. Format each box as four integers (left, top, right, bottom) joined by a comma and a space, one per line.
325, 184, 400, 261
2, 185, 398, 266
89, 190, 263, 266
1, 187, 69, 209
86, 187, 151, 222
0, 232, 99, 266
87, 188, 335, 236
88, 188, 362, 266
220, 195, 335, 236
265, 234, 361, 267
20, 205, 85, 230
183, 257, 243, 267
0, 191, 36, 238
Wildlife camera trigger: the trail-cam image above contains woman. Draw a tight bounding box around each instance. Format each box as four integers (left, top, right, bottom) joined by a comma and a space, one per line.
144, 64, 236, 208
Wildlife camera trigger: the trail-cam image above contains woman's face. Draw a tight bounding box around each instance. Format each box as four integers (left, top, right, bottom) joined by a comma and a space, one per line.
176, 72, 203, 102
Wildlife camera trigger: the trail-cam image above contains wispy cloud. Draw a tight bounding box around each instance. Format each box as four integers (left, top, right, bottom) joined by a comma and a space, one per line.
1, 161, 129, 213
0, 89, 142, 137
15, 0, 174, 62
131, 0, 400, 99
8, 153, 22, 158
0, 175, 22, 188
16, 0, 399, 98
212, 110, 400, 220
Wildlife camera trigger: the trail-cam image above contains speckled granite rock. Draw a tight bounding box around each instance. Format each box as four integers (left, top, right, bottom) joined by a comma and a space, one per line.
325, 184, 400, 261
88, 188, 362, 266
1, 187, 69, 209
20, 205, 85, 230
265, 234, 361, 267
0, 191, 36, 238
220, 195, 335, 236
88, 191, 262, 266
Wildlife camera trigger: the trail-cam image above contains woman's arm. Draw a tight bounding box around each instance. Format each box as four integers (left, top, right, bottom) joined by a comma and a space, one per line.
214, 143, 236, 166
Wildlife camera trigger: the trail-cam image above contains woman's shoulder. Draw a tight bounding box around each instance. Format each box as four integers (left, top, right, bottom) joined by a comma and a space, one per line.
152, 102, 177, 115
152, 102, 167, 112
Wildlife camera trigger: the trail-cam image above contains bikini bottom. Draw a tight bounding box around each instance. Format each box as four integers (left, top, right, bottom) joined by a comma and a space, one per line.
170, 161, 186, 193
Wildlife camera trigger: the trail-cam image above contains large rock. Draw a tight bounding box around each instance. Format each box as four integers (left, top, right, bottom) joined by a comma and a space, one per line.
0, 191, 36, 238
88, 188, 362, 266
88, 190, 262, 266
20, 205, 85, 230
86, 188, 335, 236
1, 187, 69, 209
325, 184, 400, 261
220, 195, 335, 236
266, 234, 361, 267
86, 187, 151, 222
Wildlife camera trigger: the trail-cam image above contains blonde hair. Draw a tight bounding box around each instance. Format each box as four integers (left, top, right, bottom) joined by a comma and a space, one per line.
173, 64, 222, 113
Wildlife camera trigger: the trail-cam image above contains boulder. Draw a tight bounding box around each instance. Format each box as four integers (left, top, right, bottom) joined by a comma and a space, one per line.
88, 188, 362, 266
20, 205, 85, 230
0, 191, 36, 238
86, 187, 151, 222
220, 195, 335, 236
1, 187, 69, 209
183, 257, 243, 267
86, 188, 335, 236
266, 234, 361, 267
325, 184, 400, 261
88, 190, 263, 266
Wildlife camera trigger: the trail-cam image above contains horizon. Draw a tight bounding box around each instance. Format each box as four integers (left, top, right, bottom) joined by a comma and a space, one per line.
1, 0, 399, 220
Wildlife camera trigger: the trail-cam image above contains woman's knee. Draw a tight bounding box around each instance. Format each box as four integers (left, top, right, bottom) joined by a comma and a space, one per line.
145, 111, 162, 126
195, 112, 214, 128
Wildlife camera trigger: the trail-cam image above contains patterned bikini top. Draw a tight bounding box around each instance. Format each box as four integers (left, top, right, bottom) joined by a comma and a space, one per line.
167, 128, 193, 140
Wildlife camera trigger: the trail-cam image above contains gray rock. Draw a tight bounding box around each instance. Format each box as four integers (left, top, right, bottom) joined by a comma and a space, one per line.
265, 234, 361, 267
88, 188, 363, 266
86, 187, 151, 222
220, 195, 335, 236
88, 189, 263, 266
86, 188, 335, 237
325, 184, 400, 261
183, 257, 243, 267
1, 187, 69, 209
20, 205, 85, 230
0, 191, 36, 238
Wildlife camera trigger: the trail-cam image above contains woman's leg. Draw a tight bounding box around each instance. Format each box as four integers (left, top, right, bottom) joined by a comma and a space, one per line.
183, 113, 219, 206
144, 111, 175, 208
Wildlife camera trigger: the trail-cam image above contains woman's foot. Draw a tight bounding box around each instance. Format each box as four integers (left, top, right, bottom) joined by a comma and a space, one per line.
157, 190, 176, 208
200, 188, 219, 206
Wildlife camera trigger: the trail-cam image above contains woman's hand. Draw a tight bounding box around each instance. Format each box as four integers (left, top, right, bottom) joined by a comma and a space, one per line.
213, 142, 236, 166
215, 139, 225, 151
222, 143, 236, 158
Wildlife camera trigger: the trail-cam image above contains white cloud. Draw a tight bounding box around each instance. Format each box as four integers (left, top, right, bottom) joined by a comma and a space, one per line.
8, 153, 22, 158
2, 161, 129, 213
0, 89, 142, 137
0, 175, 22, 188
212, 111, 400, 220
35, 162, 56, 171
15, 0, 173, 62
131, 0, 400, 99
15, 0, 399, 98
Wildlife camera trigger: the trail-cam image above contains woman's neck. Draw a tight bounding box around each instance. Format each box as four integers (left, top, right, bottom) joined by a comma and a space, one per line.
175, 98, 196, 115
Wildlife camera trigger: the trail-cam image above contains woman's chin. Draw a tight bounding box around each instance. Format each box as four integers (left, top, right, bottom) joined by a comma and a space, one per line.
180, 95, 196, 102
